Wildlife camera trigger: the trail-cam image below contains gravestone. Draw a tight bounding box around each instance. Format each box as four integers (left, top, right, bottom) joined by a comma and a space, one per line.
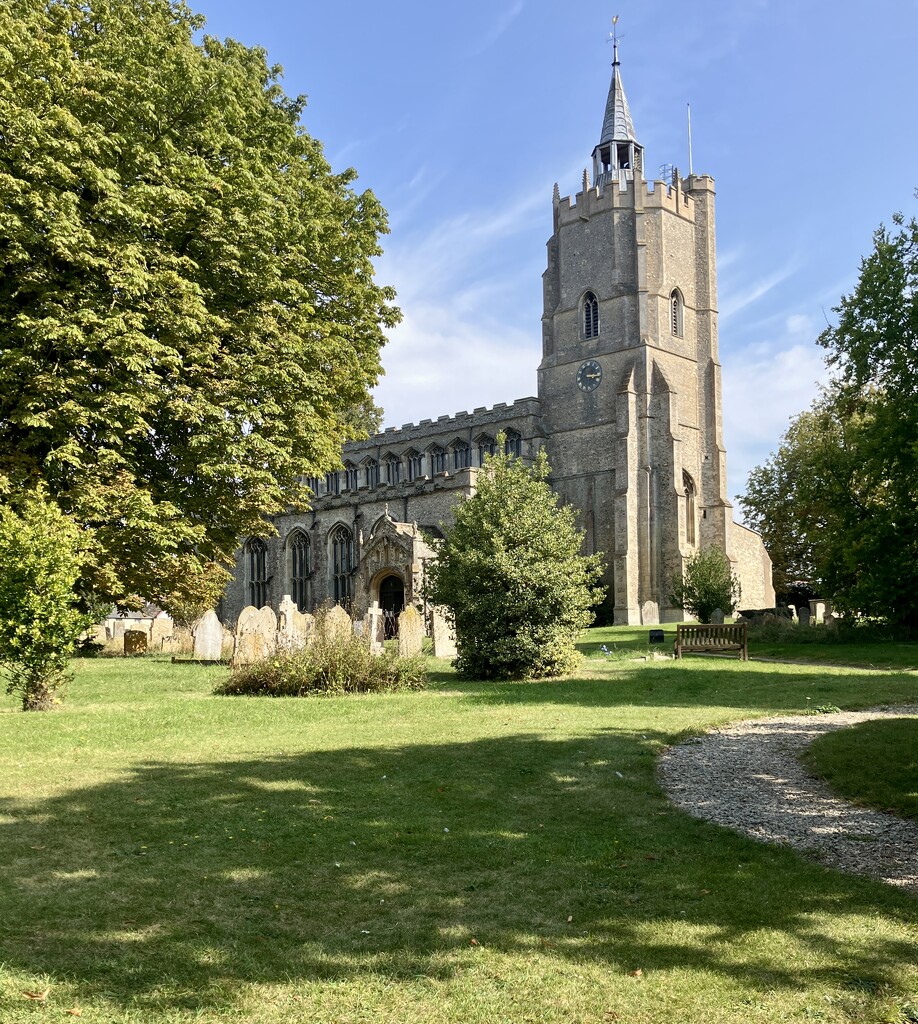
797, 605, 811, 627
398, 606, 424, 657
709, 608, 724, 625
431, 606, 457, 659
641, 600, 659, 624
278, 595, 314, 651
193, 610, 224, 661
124, 629, 147, 655
150, 613, 174, 651
110, 619, 127, 639
810, 600, 826, 623
232, 605, 276, 666
363, 602, 384, 653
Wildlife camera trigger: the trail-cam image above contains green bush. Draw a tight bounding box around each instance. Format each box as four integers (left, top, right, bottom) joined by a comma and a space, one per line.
0, 492, 90, 710
670, 546, 740, 624
215, 626, 426, 697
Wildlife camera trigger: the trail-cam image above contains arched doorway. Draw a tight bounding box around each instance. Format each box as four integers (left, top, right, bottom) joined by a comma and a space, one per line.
378, 574, 405, 639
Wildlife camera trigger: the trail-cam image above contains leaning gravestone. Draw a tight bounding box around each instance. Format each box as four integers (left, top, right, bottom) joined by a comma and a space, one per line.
124, 629, 147, 655
709, 608, 725, 625
431, 606, 457, 659
193, 610, 224, 661
797, 605, 811, 627
398, 606, 424, 657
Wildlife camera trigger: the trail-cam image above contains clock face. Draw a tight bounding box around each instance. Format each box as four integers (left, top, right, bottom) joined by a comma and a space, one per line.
576, 359, 602, 393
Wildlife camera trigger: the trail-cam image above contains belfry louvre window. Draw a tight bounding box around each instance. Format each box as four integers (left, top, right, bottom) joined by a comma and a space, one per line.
330, 525, 353, 607
583, 292, 600, 339
289, 531, 311, 612
671, 289, 684, 337
246, 538, 268, 609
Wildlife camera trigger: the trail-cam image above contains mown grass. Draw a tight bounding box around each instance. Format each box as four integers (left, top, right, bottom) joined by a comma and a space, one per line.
0, 639, 917, 1023
804, 717, 918, 822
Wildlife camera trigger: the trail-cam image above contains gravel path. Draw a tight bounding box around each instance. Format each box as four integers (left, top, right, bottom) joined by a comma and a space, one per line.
659, 706, 918, 895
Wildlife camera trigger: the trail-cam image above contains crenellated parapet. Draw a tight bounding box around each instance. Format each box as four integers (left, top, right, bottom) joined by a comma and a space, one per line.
554, 172, 713, 228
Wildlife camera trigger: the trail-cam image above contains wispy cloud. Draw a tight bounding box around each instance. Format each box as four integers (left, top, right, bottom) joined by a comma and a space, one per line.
719, 259, 799, 321
468, 1, 525, 57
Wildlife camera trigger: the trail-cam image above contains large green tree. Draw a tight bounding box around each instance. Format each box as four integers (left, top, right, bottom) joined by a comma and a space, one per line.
424, 443, 605, 680
0, 0, 398, 611
739, 209, 918, 626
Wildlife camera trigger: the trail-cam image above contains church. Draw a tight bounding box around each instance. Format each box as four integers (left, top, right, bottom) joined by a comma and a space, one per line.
222, 47, 774, 628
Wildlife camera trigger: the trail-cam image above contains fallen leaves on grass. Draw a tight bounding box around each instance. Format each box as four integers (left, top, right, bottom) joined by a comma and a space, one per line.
65, 1009, 83, 1017
23, 989, 50, 1001
629, 969, 643, 978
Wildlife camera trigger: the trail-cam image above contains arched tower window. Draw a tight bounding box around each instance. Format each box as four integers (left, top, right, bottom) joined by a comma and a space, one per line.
452, 440, 471, 471
671, 289, 684, 338
503, 430, 522, 457
476, 434, 496, 465
330, 525, 353, 607
288, 531, 311, 612
246, 537, 268, 608
683, 471, 697, 547
582, 291, 600, 339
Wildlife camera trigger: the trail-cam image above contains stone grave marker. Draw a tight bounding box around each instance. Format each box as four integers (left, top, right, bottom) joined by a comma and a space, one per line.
193, 610, 224, 661
797, 605, 811, 627
398, 606, 424, 657
124, 629, 147, 655
150, 613, 174, 651
709, 608, 725, 624
363, 603, 384, 653
431, 606, 457, 659
322, 605, 353, 646
232, 606, 272, 667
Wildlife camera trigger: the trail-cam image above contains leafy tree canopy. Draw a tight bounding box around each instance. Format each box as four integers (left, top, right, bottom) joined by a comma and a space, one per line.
739, 208, 918, 627
0, 0, 399, 612
424, 442, 605, 680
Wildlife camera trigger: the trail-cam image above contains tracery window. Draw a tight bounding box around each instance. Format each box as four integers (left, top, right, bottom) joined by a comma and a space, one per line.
288, 530, 311, 612
305, 475, 322, 496
330, 524, 353, 607
344, 462, 358, 490
384, 455, 400, 485
428, 445, 447, 474
583, 291, 600, 339
452, 441, 472, 470
325, 471, 340, 496
246, 537, 268, 609
365, 458, 380, 489
683, 471, 697, 547
671, 289, 684, 337
477, 435, 496, 465
504, 430, 522, 457
406, 450, 424, 481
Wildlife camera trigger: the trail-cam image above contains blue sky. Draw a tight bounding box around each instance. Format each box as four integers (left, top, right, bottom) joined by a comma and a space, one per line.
191, 0, 918, 506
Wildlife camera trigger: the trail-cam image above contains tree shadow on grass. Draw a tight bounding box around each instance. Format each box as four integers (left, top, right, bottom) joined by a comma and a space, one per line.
0, 729, 915, 1015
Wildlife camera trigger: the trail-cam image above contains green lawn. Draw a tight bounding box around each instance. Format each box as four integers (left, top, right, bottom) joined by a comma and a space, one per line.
804, 717, 918, 822
1, 642, 917, 1023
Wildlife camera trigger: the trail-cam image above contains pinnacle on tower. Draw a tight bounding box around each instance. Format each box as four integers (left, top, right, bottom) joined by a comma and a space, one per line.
592, 27, 643, 185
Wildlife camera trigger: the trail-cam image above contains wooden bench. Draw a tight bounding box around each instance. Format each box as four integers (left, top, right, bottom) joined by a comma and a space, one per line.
674, 622, 748, 661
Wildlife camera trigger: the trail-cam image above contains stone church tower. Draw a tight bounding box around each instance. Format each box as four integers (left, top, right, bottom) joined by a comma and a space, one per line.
539, 44, 772, 623
221, 43, 774, 629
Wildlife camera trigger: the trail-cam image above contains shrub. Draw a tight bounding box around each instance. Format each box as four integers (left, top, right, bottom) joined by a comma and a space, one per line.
424, 441, 605, 680
0, 492, 90, 710
215, 622, 426, 697
670, 546, 740, 624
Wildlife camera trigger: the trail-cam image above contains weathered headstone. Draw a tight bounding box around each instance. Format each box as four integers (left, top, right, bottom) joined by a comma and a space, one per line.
110, 619, 127, 639
124, 629, 147, 655
232, 605, 276, 666
193, 609, 224, 661
322, 605, 353, 646
150, 613, 174, 651
431, 606, 457, 659
278, 595, 314, 651
641, 600, 659, 624
709, 608, 724, 624
398, 606, 424, 657
797, 605, 811, 627
810, 600, 826, 623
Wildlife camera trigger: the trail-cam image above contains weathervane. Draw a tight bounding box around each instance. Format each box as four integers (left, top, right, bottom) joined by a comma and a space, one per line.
607, 15, 621, 64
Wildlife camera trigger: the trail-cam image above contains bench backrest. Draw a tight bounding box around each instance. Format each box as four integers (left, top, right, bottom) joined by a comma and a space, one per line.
676, 623, 746, 644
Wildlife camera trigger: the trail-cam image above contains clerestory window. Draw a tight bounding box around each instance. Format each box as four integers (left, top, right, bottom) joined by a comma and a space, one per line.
288, 530, 311, 612
330, 525, 353, 607
246, 537, 268, 609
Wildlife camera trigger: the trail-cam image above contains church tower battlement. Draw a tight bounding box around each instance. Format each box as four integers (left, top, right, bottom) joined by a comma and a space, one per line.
538, 44, 771, 624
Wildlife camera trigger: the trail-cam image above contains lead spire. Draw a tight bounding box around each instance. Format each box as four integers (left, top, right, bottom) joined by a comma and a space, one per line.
592, 18, 643, 187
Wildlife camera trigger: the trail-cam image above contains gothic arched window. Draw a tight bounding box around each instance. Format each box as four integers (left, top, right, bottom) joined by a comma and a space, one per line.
384, 454, 400, 485
428, 445, 447, 474
344, 462, 358, 490
364, 458, 380, 489
452, 441, 471, 470
288, 531, 311, 612
476, 435, 496, 465
503, 430, 522, 457
406, 450, 423, 481
330, 525, 353, 607
582, 291, 600, 340
246, 537, 268, 608
671, 289, 684, 338
683, 471, 697, 547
